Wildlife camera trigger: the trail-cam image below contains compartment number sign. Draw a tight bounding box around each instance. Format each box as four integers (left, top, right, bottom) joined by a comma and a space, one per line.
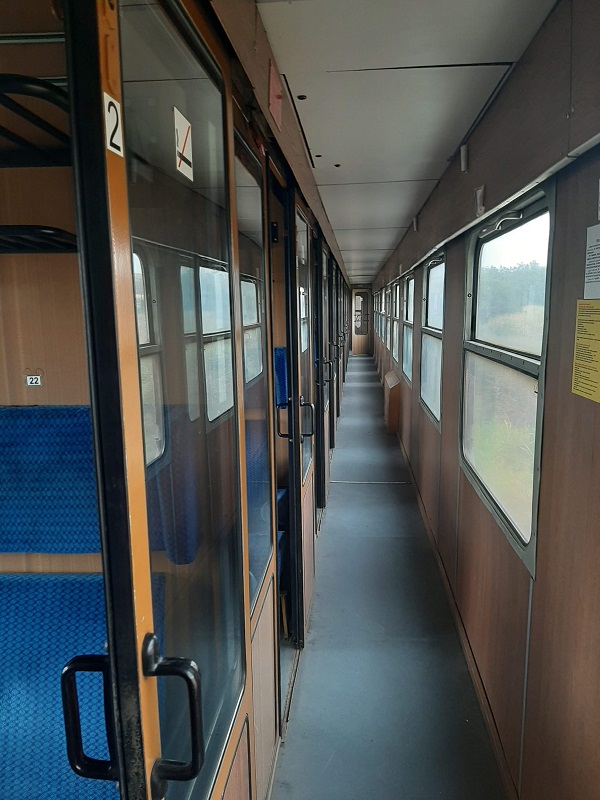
103, 93, 123, 157
25, 375, 42, 387
174, 107, 193, 181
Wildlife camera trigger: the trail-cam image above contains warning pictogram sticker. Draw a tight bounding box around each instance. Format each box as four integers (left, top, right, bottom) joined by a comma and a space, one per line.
174, 107, 193, 181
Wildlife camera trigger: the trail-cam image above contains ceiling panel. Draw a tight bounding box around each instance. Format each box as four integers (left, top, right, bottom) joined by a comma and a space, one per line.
258, 0, 557, 72
319, 181, 436, 230
335, 228, 407, 251
287, 66, 507, 184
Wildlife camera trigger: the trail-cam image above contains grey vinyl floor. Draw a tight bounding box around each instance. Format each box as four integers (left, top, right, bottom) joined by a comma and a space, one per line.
270, 356, 506, 800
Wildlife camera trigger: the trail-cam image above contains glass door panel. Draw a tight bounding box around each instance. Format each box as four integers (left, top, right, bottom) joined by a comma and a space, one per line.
296, 212, 314, 483
234, 147, 273, 610
119, 4, 245, 798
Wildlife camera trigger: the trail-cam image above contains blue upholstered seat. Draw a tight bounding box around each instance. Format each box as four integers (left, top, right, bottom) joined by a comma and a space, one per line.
0, 574, 118, 799
0, 406, 100, 553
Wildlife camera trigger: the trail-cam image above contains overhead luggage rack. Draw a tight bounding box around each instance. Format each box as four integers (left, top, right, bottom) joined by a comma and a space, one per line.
0, 73, 71, 168
0, 74, 77, 255
0, 225, 77, 254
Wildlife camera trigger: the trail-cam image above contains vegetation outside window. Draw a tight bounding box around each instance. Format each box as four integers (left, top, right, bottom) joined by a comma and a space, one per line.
385, 287, 392, 350
420, 259, 445, 421
462, 206, 550, 554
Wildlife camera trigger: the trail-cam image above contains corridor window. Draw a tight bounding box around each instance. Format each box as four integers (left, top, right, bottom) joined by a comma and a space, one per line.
420, 260, 445, 421
199, 265, 234, 421
392, 282, 400, 362
241, 278, 263, 383
385, 287, 392, 350
402, 275, 414, 382
462, 206, 550, 559
133, 251, 165, 464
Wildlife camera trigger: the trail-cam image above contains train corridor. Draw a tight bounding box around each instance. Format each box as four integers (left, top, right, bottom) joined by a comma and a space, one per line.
271, 355, 505, 800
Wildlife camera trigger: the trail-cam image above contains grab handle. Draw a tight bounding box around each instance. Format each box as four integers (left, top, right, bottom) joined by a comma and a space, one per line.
142, 634, 204, 799
61, 654, 119, 782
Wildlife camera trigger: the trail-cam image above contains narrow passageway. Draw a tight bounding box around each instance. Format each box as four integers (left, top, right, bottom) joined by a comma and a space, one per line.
272, 356, 505, 800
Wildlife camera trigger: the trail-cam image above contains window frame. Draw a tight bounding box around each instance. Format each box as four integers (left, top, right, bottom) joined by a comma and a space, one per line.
392, 281, 400, 362
198, 259, 236, 425
420, 256, 445, 425
401, 274, 414, 384
240, 275, 264, 386
459, 189, 554, 577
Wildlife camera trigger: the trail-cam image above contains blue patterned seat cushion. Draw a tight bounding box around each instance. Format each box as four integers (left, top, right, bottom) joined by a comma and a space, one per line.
0, 574, 118, 799
0, 406, 100, 553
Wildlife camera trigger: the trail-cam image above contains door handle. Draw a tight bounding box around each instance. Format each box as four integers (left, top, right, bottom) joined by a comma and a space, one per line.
276, 403, 291, 439
142, 634, 204, 800
61, 654, 119, 782
300, 396, 315, 438
322, 360, 333, 383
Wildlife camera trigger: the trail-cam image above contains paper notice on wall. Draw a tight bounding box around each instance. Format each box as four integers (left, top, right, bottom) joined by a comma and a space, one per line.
584, 223, 600, 298
572, 300, 600, 402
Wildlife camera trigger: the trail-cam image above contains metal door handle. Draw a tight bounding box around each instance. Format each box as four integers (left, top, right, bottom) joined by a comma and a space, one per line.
276, 403, 291, 439
142, 634, 204, 799
323, 360, 333, 383
300, 396, 315, 438
61, 654, 119, 782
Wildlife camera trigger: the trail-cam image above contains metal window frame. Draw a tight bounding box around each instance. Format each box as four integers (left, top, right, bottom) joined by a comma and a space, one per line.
419, 255, 445, 426
401, 274, 415, 383
459, 185, 556, 578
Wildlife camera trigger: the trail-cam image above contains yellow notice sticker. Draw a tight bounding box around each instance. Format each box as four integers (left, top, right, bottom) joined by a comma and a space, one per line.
572, 299, 600, 402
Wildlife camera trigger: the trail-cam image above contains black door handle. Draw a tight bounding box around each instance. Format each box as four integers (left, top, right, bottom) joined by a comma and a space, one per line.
142, 634, 204, 800
276, 403, 291, 439
61, 654, 119, 782
300, 396, 315, 438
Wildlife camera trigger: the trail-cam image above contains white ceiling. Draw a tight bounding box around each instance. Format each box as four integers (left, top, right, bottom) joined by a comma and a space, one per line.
257, 0, 557, 284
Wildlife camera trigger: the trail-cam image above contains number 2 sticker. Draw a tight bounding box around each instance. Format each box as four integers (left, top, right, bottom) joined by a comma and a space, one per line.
103, 92, 123, 157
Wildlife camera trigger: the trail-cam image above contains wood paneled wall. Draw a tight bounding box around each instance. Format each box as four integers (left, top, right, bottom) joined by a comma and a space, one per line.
0, 168, 89, 406
521, 147, 600, 800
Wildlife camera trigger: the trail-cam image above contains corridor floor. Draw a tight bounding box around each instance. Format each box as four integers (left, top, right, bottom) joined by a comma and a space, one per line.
271, 356, 506, 800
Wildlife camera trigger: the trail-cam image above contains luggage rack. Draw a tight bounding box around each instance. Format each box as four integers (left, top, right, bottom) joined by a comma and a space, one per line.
0, 74, 76, 254
0, 74, 71, 168
0, 225, 76, 254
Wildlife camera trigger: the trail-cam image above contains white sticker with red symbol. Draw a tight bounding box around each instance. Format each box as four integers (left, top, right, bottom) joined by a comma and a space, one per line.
174, 107, 193, 182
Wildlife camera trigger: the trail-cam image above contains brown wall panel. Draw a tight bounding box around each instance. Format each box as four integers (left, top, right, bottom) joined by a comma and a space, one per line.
456, 475, 531, 790
399, 376, 411, 459
222, 724, 251, 800
521, 149, 600, 800
437, 238, 465, 588
569, 0, 600, 153
0, 167, 88, 406
251, 580, 278, 800
415, 408, 440, 541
